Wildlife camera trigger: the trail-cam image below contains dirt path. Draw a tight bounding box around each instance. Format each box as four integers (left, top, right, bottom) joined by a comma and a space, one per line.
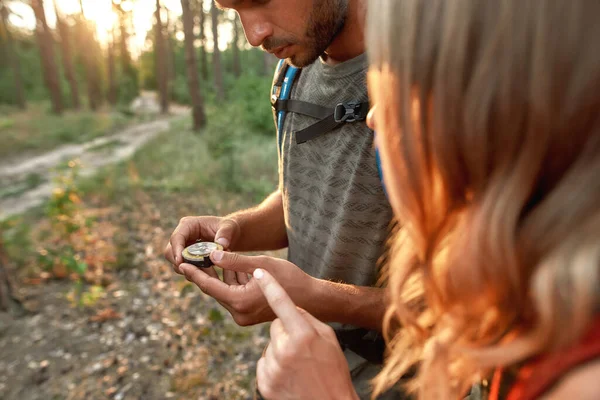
0, 100, 188, 220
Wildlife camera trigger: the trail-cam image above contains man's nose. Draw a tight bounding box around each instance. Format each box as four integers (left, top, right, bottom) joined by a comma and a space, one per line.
238, 12, 274, 48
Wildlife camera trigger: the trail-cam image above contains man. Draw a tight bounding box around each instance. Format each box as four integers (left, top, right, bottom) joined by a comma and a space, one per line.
164, 0, 400, 398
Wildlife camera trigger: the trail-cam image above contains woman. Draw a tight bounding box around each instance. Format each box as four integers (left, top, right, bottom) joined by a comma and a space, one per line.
249, 0, 600, 399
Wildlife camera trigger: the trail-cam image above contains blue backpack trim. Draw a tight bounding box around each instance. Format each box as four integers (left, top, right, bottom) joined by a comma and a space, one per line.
273, 60, 300, 157
375, 144, 387, 197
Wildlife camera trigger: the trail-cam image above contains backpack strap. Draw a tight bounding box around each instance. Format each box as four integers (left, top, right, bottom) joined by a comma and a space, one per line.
271, 60, 370, 153
295, 101, 369, 144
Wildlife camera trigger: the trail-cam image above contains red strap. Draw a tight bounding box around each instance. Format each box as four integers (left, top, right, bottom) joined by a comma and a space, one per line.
490, 318, 600, 400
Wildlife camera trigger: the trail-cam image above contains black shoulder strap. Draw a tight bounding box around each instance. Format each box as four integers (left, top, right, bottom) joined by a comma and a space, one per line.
271, 60, 370, 146
295, 101, 369, 144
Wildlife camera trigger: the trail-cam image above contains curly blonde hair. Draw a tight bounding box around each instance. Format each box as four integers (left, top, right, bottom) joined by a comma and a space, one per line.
366, 0, 600, 398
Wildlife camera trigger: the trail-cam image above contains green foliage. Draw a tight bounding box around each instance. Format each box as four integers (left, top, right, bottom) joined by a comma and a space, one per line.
0, 31, 77, 105
46, 160, 85, 234
44, 161, 89, 279
171, 75, 191, 105
0, 74, 19, 105
74, 284, 105, 308
138, 50, 157, 90
117, 74, 140, 106
37, 160, 116, 307
208, 307, 224, 323
0, 116, 15, 130
221, 47, 269, 78
227, 73, 274, 135
1, 216, 33, 268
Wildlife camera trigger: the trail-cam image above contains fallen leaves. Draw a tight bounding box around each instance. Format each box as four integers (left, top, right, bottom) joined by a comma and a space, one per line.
4, 186, 272, 400
89, 308, 122, 323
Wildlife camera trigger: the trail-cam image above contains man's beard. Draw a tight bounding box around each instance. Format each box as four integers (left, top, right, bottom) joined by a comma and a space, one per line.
263, 0, 347, 68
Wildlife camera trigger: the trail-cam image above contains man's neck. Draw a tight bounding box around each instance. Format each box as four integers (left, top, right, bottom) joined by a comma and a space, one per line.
323, 0, 365, 66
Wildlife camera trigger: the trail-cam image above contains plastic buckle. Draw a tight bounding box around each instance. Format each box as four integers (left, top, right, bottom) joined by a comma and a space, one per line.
334, 102, 361, 123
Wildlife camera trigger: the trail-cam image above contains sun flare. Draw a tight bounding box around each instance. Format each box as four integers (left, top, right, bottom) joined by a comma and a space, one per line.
8, 0, 232, 58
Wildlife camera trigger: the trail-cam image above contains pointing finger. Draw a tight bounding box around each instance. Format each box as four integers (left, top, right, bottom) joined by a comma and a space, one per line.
253, 269, 311, 335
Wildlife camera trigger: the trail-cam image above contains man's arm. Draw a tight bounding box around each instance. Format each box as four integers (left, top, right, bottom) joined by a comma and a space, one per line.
306, 280, 387, 332
226, 190, 288, 252
182, 251, 388, 330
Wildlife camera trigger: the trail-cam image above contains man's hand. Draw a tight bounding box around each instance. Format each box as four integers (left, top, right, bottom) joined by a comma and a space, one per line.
179, 251, 316, 326
253, 268, 358, 400
164, 216, 240, 274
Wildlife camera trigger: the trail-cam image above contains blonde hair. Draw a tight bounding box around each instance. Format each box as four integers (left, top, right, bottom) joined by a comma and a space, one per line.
367, 0, 600, 398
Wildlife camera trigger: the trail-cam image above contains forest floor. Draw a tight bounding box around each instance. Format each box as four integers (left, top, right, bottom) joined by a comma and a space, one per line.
0, 190, 279, 400
0, 94, 280, 400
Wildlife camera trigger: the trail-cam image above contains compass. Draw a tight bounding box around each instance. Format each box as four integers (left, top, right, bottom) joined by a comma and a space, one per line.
182, 241, 223, 268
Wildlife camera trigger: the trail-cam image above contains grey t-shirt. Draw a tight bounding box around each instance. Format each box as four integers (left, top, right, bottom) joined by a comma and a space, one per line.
278, 53, 393, 287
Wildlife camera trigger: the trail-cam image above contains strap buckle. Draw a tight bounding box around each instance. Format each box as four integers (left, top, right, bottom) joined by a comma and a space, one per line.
334, 102, 365, 123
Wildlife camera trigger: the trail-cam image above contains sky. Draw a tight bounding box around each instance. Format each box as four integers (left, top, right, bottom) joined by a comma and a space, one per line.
7, 0, 237, 58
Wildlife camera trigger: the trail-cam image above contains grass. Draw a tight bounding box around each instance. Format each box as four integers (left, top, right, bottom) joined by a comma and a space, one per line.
0, 103, 136, 161
80, 105, 278, 206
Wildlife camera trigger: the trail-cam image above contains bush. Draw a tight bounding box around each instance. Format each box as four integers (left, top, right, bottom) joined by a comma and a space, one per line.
171, 75, 191, 105
117, 74, 140, 106
228, 74, 274, 136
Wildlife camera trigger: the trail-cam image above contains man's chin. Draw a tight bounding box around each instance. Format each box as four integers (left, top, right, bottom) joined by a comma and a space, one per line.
286, 51, 321, 68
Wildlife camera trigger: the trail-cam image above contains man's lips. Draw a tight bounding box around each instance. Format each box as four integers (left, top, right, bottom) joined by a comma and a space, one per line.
269, 45, 292, 58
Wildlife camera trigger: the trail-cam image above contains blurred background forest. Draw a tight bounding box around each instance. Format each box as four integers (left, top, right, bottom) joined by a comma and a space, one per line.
0, 1, 281, 399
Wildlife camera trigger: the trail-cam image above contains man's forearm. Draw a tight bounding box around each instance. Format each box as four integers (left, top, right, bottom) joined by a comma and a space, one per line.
227, 190, 288, 252
305, 280, 387, 331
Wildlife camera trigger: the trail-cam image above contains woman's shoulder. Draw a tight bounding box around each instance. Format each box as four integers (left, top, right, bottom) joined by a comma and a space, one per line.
489, 316, 600, 400
542, 359, 600, 400
515, 317, 600, 399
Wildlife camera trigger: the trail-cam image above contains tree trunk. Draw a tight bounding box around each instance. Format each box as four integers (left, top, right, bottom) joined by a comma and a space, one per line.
0, 236, 23, 315
211, 3, 225, 102
165, 8, 176, 83
155, 0, 169, 114
0, 2, 26, 109
107, 28, 117, 105
31, 0, 63, 114
112, 0, 138, 98
232, 15, 241, 78
77, 3, 100, 110
198, 3, 208, 81
53, 0, 81, 109
165, 8, 175, 104
181, 0, 206, 130
119, 16, 130, 74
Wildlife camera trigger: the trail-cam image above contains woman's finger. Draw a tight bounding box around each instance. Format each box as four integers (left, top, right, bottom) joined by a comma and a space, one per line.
253, 269, 311, 335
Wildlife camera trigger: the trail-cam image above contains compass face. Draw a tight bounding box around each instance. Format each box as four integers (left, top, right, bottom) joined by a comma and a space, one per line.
186, 242, 219, 256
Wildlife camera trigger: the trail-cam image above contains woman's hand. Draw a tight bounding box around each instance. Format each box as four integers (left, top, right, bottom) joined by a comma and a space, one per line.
253, 268, 359, 400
